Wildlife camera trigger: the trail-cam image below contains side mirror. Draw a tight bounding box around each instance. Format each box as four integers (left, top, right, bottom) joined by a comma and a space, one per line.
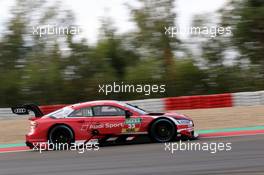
125, 110, 132, 118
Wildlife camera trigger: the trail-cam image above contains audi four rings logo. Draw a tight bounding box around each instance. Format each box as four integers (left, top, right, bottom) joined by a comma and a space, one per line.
14, 108, 27, 113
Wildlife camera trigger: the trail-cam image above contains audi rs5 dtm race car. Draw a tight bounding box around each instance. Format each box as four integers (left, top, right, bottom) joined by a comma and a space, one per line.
12, 100, 198, 148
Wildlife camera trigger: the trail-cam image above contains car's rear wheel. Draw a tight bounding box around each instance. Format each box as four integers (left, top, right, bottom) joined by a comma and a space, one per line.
149, 119, 176, 143
48, 125, 74, 150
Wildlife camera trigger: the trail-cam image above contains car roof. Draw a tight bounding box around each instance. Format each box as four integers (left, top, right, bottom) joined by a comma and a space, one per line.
69, 100, 123, 110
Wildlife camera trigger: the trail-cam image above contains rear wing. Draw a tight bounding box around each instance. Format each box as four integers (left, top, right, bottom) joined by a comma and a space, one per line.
11, 104, 68, 118
11, 104, 44, 117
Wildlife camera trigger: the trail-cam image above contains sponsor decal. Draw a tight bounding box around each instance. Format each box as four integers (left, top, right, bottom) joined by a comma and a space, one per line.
122, 118, 142, 133
125, 118, 142, 124
80, 118, 143, 133
81, 123, 124, 131
12, 107, 29, 115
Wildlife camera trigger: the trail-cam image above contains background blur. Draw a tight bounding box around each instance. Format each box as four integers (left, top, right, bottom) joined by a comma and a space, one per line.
0, 0, 263, 107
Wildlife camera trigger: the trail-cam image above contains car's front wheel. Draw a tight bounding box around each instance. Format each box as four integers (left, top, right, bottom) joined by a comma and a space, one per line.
149, 119, 176, 143
48, 125, 74, 149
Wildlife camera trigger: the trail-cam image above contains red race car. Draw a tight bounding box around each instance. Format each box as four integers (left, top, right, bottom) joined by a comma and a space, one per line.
12, 100, 197, 148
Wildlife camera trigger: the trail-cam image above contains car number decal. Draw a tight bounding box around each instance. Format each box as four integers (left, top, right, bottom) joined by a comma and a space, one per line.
122, 118, 142, 133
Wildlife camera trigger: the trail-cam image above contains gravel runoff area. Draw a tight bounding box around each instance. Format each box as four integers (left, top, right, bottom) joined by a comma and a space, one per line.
0, 105, 263, 144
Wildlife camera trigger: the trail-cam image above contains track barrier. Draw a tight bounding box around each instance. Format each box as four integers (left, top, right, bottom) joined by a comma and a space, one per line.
1, 90, 264, 117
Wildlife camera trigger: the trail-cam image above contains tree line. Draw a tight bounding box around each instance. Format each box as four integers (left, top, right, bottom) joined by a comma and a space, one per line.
0, 0, 263, 107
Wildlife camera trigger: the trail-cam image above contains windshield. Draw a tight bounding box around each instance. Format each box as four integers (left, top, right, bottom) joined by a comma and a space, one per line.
46, 107, 74, 118
120, 102, 148, 115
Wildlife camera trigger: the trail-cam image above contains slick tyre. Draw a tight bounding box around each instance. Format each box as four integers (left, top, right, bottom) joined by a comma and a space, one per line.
149, 119, 176, 143
48, 125, 74, 150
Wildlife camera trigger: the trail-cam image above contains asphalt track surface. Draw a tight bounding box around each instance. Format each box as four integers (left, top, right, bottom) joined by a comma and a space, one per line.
0, 135, 264, 175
